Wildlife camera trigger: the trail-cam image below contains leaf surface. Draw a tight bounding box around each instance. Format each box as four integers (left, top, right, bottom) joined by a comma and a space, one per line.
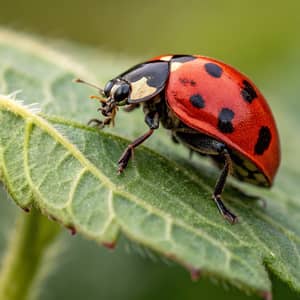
0, 29, 300, 296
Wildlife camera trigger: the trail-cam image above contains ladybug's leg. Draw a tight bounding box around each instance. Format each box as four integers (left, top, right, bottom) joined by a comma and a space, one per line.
88, 105, 118, 128
123, 103, 140, 112
171, 133, 180, 144
88, 117, 112, 128
118, 129, 154, 173
213, 149, 237, 224
173, 130, 237, 224
118, 112, 159, 173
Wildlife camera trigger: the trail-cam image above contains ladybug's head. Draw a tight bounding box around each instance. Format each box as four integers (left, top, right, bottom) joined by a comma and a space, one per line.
74, 78, 131, 107
103, 79, 131, 106
74, 78, 131, 123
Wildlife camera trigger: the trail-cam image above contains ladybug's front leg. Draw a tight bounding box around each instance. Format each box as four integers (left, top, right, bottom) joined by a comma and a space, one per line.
88, 116, 113, 128
118, 112, 159, 173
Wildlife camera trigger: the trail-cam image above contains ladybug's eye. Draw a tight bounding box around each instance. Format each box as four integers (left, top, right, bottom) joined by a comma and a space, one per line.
114, 83, 131, 102
104, 80, 114, 97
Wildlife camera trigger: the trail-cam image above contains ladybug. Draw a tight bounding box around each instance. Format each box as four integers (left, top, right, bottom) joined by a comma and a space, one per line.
76, 54, 280, 224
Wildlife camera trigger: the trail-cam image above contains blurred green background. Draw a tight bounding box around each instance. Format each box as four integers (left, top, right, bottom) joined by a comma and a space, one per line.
0, 0, 300, 299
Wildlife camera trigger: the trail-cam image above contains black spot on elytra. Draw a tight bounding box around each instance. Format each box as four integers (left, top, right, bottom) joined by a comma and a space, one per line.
218, 108, 235, 133
254, 126, 271, 155
179, 78, 196, 86
241, 80, 257, 103
190, 94, 205, 109
171, 55, 196, 63
204, 63, 223, 78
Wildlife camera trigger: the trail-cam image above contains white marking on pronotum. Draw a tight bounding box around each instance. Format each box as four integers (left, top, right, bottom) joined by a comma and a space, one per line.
159, 55, 173, 61
130, 77, 156, 100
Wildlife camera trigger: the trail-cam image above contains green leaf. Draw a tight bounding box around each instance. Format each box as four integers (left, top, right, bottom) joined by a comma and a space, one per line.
0, 29, 300, 298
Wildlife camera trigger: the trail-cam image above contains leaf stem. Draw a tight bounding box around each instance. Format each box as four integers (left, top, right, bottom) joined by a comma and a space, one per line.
0, 208, 61, 300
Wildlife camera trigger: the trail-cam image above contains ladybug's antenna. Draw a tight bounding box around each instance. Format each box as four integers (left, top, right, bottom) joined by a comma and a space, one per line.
74, 78, 104, 95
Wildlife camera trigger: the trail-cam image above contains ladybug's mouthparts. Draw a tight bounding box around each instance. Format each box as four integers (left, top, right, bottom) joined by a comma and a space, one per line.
94, 99, 118, 127
97, 99, 117, 117
90, 94, 115, 116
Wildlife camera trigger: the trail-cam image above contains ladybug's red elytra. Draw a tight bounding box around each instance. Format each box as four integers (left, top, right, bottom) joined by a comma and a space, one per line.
76, 54, 281, 224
